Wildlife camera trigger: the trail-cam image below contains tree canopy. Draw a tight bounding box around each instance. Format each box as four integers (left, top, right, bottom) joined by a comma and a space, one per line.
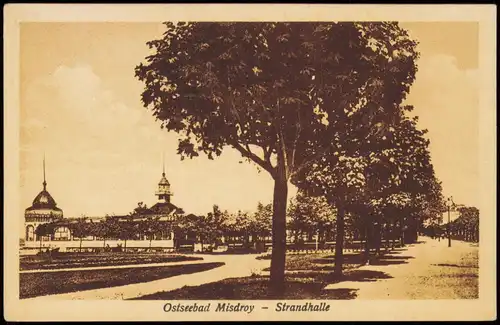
136, 21, 420, 293
135, 22, 419, 179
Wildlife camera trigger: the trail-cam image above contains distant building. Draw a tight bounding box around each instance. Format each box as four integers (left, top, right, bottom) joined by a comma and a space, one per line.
24, 158, 64, 242
23, 158, 182, 251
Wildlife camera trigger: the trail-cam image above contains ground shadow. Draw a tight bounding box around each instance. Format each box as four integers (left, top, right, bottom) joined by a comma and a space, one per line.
388, 250, 407, 255
320, 253, 373, 263
311, 254, 367, 265
132, 275, 359, 300
432, 263, 478, 269
316, 288, 359, 300
333, 270, 394, 283
317, 249, 413, 267
369, 254, 413, 266
375, 254, 413, 260
369, 259, 410, 266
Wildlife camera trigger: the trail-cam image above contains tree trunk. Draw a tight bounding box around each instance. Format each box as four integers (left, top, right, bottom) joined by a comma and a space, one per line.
364, 223, 370, 264
400, 218, 405, 247
149, 236, 153, 250
384, 225, 389, 251
334, 204, 345, 277
103, 237, 106, 248
269, 170, 288, 296
124, 239, 127, 252
79, 238, 83, 253
375, 223, 381, 256
392, 222, 396, 248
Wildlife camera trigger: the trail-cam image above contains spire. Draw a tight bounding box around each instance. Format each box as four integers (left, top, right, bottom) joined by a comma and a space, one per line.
162, 151, 165, 177
156, 152, 172, 203
43, 153, 47, 190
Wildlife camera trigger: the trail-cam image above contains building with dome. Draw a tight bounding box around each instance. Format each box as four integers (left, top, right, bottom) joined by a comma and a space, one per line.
23, 158, 183, 251
24, 158, 65, 242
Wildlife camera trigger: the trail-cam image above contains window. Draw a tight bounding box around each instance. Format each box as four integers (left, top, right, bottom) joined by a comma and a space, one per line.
26, 225, 35, 241
54, 226, 71, 241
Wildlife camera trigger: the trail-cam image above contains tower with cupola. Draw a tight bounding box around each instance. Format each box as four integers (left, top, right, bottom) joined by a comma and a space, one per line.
155, 156, 173, 203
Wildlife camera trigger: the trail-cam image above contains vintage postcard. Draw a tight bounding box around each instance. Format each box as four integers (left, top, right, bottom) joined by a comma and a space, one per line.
3, 4, 497, 322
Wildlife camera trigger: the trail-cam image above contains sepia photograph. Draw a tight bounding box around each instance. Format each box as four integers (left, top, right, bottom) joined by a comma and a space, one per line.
4, 4, 496, 322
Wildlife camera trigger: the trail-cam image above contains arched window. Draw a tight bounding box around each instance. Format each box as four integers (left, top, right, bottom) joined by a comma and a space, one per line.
26, 225, 35, 241
54, 226, 71, 241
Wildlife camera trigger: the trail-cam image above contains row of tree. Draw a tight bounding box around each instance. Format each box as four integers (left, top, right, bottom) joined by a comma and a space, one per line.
449, 206, 480, 242
34, 201, 272, 252
133, 21, 466, 294
35, 215, 170, 252
420, 205, 480, 243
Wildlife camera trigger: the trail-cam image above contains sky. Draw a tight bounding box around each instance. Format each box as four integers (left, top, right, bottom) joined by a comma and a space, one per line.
19, 22, 479, 228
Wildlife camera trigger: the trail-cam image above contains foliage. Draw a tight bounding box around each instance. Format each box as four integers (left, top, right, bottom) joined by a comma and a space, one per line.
135, 21, 420, 293
34, 222, 57, 239
68, 217, 92, 239
449, 206, 479, 242
287, 191, 336, 241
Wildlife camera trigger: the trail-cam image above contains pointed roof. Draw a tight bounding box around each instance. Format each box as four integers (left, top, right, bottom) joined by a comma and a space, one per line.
149, 202, 179, 214
158, 154, 170, 186
26, 156, 62, 212
158, 172, 170, 186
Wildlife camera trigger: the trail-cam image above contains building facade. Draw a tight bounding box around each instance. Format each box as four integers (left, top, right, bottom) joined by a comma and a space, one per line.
23, 161, 181, 251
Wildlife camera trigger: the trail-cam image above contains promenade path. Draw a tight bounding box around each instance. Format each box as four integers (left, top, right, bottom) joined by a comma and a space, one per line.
323, 236, 479, 299
23, 253, 270, 300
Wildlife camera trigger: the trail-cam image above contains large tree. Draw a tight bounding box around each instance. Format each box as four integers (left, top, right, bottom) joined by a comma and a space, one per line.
136, 22, 419, 293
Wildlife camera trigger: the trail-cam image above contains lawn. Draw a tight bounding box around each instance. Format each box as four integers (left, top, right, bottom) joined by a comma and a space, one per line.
258, 252, 369, 272
20, 252, 202, 271
132, 274, 359, 300
20, 262, 224, 299
134, 250, 398, 300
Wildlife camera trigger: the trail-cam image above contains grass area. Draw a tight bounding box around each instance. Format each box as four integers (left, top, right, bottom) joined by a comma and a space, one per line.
259, 252, 369, 272
20, 252, 202, 271
422, 250, 479, 299
132, 274, 359, 300
132, 265, 402, 300
20, 262, 224, 299
135, 249, 400, 300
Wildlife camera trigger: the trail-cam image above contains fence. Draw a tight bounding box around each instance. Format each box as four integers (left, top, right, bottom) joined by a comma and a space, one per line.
23, 239, 176, 252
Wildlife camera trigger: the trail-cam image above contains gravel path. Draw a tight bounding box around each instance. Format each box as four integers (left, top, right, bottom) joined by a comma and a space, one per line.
323, 237, 479, 299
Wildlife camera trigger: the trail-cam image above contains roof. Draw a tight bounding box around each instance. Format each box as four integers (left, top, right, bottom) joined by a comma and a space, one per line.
148, 202, 180, 214
158, 172, 170, 186
25, 189, 62, 212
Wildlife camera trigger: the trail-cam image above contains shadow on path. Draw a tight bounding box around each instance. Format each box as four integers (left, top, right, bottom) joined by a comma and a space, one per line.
335, 270, 394, 283
132, 275, 360, 300
369, 254, 414, 266
431, 263, 478, 269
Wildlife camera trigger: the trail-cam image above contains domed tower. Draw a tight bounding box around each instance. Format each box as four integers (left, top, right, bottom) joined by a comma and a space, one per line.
155, 158, 173, 203
24, 157, 63, 242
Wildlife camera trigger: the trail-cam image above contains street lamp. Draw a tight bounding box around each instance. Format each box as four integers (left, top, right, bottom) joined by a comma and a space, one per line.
446, 196, 454, 247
